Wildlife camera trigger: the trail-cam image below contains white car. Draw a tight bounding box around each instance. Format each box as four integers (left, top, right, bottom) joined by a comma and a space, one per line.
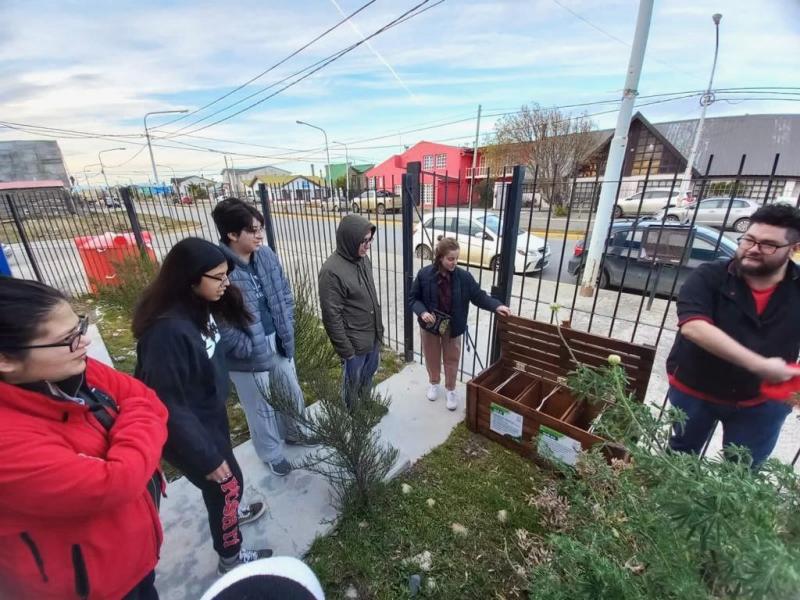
654, 197, 761, 232
412, 212, 550, 273
614, 189, 680, 218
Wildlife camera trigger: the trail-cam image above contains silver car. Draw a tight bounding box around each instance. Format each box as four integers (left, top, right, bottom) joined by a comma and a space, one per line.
654, 197, 761, 233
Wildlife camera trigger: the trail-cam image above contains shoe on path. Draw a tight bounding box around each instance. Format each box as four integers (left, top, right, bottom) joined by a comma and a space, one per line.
446, 390, 458, 411
269, 459, 293, 477
426, 383, 440, 402
217, 548, 274, 575
237, 502, 266, 526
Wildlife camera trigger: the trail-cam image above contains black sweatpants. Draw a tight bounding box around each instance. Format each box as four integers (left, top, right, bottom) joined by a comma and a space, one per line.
182, 446, 244, 559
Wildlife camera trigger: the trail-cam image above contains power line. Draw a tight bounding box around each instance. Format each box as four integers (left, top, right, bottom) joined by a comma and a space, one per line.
153, 0, 441, 138
156, 0, 380, 130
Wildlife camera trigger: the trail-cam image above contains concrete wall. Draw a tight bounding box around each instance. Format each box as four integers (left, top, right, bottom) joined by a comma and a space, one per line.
0, 140, 69, 184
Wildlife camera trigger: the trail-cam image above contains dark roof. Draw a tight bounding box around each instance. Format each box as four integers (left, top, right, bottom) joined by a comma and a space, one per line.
651, 113, 800, 176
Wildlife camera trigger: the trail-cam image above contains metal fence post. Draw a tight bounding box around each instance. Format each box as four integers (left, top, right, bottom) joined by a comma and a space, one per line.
120, 187, 146, 252
490, 165, 525, 362
401, 162, 421, 362
258, 183, 277, 253
5, 193, 43, 282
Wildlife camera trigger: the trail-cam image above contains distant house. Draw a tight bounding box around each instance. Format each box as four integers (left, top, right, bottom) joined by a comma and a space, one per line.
575, 112, 800, 204
0, 140, 70, 187
247, 175, 325, 201
171, 175, 217, 196
0, 180, 71, 219
222, 165, 291, 197
325, 162, 374, 191
364, 142, 480, 207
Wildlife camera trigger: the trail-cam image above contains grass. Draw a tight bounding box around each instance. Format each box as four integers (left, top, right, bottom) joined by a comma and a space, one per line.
306, 424, 553, 599
4, 212, 199, 243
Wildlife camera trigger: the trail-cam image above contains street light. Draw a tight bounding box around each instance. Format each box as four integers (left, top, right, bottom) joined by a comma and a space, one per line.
332, 140, 350, 202
82, 163, 101, 188
297, 120, 332, 199
677, 13, 722, 202
144, 109, 189, 185
98, 148, 126, 190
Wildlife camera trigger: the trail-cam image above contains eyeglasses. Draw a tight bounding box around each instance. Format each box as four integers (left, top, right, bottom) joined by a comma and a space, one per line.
202, 273, 230, 285
360, 236, 374, 246
244, 225, 264, 235
8, 315, 89, 353
737, 236, 794, 256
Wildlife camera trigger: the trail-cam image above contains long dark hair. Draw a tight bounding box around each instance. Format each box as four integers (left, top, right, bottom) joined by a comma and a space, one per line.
132, 238, 251, 339
0, 277, 67, 359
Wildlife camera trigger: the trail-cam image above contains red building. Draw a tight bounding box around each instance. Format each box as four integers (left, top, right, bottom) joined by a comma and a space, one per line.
364, 141, 481, 207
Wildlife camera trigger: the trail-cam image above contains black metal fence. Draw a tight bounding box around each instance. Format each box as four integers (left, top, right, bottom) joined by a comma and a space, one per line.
2, 153, 798, 466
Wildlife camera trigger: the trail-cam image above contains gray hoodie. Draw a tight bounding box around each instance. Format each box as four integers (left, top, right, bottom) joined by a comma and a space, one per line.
318, 215, 383, 358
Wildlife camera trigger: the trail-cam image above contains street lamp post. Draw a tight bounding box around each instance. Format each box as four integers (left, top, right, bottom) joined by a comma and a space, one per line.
98, 148, 126, 191
297, 120, 332, 199
82, 163, 101, 188
677, 13, 722, 202
144, 109, 188, 185
157, 164, 177, 196
333, 140, 350, 202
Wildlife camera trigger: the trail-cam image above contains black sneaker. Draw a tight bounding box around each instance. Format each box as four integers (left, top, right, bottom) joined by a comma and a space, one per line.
237, 502, 266, 526
217, 548, 273, 575
269, 458, 293, 476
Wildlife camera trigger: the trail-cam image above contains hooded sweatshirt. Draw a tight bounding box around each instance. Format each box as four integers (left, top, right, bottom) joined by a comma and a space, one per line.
318, 215, 383, 358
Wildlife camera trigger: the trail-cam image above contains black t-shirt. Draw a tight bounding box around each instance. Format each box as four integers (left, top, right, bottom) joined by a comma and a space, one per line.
666, 259, 800, 403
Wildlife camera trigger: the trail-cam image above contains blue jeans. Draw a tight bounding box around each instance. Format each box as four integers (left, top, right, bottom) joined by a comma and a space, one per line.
342, 342, 381, 409
668, 386, 791, 467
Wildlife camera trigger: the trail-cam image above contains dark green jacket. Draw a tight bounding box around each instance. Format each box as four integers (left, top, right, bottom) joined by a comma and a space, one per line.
319, 215, 383, 358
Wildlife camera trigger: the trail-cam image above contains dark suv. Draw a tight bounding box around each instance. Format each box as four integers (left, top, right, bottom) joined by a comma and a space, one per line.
568, 221, 737, 297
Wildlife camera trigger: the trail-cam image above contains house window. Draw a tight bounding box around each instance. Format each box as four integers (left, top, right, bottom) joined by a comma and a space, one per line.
630, 131, 663, 176
423, 155, 434, 169
423, 183, 434, 204
435, 154, 447, 169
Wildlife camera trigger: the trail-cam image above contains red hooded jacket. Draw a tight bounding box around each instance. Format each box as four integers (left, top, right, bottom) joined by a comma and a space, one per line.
0, 359, 168, 599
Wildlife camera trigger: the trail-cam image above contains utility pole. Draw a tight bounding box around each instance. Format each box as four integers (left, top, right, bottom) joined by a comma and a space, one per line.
98, 147, 126, 191
468, 104, 482, 204
296, 120, 332, 198
580, 0, 654, 296
677, 13, 722, 203
144, 109, 188, 185
333, 141, 350, 201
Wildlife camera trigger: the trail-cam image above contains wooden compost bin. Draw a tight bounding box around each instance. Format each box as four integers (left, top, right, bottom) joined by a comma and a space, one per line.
466, 314, 656, 467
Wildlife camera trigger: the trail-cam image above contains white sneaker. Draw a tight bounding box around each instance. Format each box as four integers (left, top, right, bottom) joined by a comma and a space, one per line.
446, 390, 458, 411
426, 384, 440, 401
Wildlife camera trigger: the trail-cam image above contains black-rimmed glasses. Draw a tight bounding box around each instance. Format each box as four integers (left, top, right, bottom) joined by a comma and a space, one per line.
8, 315, 89, 353
202, 273, 230, 285
737, 236, 794, 256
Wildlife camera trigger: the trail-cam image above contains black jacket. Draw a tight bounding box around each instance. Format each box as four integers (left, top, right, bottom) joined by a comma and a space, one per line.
409, 264, 501, 337
319, 215, 384, 358
667, 259, 800, 403
135, 312, 231, 475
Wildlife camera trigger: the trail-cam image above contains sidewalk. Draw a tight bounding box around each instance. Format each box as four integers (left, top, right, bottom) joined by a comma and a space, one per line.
153, 362, 464, 599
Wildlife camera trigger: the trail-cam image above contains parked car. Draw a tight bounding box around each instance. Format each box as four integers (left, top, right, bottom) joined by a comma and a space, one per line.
568, 221, 738, 297
653, 197, 760, 233
102, 196, 121, 208
352, 190, 401, 214
173, 195, 194, 206
412, 212, 550, 274
321, 196, 349, 212
614, 189, 680, 218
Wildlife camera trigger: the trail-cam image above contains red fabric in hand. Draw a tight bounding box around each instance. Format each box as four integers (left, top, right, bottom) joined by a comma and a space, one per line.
760, 363, 800, 401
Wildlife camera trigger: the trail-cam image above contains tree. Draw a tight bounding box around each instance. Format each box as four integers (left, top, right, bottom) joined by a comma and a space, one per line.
485, 104, 597, 207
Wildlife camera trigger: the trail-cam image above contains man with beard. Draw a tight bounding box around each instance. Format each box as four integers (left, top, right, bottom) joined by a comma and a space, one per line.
666, 203, 800, 466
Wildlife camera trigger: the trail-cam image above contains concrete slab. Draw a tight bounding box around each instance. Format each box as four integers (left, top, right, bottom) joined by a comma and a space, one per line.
86, 323, 113, 366
155, 362, 463, 598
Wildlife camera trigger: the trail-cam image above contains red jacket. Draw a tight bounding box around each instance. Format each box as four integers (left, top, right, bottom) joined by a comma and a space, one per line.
0, 359, 168, 599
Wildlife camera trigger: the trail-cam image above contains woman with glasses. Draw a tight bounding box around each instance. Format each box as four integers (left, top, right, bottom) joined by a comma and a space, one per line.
0, 277, 168, 599
211, 198, 312, 477
133, 237, 272, 575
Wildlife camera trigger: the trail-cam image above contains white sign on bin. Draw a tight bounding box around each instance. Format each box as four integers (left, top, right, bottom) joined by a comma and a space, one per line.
489, 403, 523, 442
537, 425, 582, 466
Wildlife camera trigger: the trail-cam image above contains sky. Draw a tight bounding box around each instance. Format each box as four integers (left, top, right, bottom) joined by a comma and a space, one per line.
1, 0, 798, 185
